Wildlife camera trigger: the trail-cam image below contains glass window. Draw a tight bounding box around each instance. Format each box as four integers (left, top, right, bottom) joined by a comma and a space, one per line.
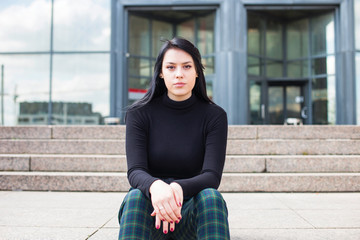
0, 55, 49, 126
287, 18, 309, 60
53, 0, 110, 51
249, 81, 262, 124
312, 76, 336, 124
128, 15, 150, 57
152, 20, 172, 58
266, 60, 283, 78
177, 19, 195, 44
0, 0, 51, 52
355, 0, 360, 50
268, 86, 284, 124
311, 12, 335, 56
287, 60, 309, 78
266, 20, 283, 60
247, 56, 261, 76
129, 57, 151, 77
198, 12, 215, 56
52, 54, 110, 125
311, 56, 335, 76
247, 14, 263, 56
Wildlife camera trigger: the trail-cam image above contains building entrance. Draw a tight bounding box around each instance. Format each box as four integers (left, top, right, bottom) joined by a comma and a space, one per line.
267, 82, 307, 125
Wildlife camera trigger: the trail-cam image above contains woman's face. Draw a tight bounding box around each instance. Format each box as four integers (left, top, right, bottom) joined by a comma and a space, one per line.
160, 48, 197, 101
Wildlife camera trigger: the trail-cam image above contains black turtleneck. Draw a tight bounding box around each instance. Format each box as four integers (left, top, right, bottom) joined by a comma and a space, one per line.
125, 93, 228, 199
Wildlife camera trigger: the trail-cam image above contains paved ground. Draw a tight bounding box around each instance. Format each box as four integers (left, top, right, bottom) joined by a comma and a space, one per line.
0, 191, 359, 240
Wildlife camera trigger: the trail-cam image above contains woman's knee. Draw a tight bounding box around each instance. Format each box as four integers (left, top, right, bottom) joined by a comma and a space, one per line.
118, 189, 151, 222
195, 188, 227, 209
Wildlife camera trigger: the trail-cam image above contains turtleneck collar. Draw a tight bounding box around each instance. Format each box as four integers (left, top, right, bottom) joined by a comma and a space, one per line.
162, 92, 197, 110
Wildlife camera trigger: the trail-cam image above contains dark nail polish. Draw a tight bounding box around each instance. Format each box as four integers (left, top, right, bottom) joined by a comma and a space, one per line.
178, 216, 182, 220
176, 220, 179, 224
179, 202, 182, 206
164, 230, 168, 234
156, 225, 160, 229
170, 221, 173, 224
162, 219, 165, 221
171, 228, 174, 232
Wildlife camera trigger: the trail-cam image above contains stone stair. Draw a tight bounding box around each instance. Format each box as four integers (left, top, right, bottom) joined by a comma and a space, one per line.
1, 125, 360, 192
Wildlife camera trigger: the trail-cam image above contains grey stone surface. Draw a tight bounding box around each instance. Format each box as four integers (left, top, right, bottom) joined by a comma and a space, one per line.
0, 139, 126, 154
226, 139, 360, 155
227, 126, 257, 139
31, 154, 127, 172
257, 125, 360, 139
224, 156, 265, 173
52, 126, 126, 139
219, 173, 360, 192
0, 155, 29, 171
267, 155, 360, 172
0, 172, 130, 191
0, 126, 51, 139
2, 191, 359, 240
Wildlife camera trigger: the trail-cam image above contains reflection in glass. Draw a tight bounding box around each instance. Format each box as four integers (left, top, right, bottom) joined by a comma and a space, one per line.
152, 20, 172, 58
250, 81, 262, 124
269, 86, 284, 124
266, 20, 282, 60
0, 55, 49, 126
287, 60, 308, 78
312, 56, 335, 76
266, 61, 283, 78
312, 77, 335, 124
0, 0, 51, 52
177, 19, 195, 43
53, 0, 110, 51
248, 56, 261, 76
286, 86, 301, 119
311, 12, 335, 56
287, 18, 309, 60
203, 57, 214, 75
129, 57, 151, 77
198, 13, 215, 56
52, 54, 110, 125
247, 14, 263, 56
129, 15, 150, 56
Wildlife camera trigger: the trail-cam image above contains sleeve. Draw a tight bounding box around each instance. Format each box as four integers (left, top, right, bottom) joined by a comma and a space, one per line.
125, 109, 159, 199
173, 109, 228, 199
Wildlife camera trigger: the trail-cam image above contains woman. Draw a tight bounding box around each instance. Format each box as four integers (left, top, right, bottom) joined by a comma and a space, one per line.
118, 37, 230, 240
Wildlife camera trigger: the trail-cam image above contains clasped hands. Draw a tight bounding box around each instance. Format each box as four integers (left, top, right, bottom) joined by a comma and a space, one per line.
149, 180, 183, 234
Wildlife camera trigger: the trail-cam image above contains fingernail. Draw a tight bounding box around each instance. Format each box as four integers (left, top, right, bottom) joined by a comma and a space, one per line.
176, 220, 179, 224
164, 230, 168, 234
178, 216, 182, 220
179, 202, 182, 206
156, 225, 160, 229
170, 228, 174, 232
170, 221, 173, 224
162, 219, 165, 221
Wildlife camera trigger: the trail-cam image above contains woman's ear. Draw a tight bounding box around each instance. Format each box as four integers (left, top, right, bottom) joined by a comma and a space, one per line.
159, 73, 163, 79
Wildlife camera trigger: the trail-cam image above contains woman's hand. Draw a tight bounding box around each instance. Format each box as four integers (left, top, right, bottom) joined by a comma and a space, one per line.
149, 180, 183, 234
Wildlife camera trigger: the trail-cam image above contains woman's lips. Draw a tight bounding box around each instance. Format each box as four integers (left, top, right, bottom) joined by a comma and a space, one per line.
174, 82, 185, 87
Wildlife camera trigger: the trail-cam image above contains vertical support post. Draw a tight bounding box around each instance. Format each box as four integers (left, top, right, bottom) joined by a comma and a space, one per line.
1, 64, 4, 125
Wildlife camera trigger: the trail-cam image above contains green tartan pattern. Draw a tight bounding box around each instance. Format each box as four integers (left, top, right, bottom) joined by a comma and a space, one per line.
118, 188, 230, 240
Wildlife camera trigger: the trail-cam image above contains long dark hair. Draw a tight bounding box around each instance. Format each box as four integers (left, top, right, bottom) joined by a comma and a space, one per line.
127, 37, 213, 113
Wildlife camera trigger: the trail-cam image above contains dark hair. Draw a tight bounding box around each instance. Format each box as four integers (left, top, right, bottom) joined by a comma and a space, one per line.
127, 37, 213, 113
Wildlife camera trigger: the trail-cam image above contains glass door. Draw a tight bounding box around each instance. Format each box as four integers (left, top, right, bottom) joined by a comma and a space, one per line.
268, 83, 307, 124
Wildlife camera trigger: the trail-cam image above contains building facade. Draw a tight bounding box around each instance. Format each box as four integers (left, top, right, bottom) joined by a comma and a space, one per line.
0, 0, 359, 125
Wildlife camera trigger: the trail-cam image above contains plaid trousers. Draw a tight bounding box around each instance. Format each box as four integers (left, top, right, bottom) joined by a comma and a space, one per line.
118, 188, 230, 240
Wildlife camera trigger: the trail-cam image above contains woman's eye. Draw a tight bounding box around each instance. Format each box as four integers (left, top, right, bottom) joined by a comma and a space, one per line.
166, 66, 175, 70
184, 65, 192, 69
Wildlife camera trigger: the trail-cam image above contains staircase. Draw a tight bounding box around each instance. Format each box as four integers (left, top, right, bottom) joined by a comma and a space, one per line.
1, 125, 360, 192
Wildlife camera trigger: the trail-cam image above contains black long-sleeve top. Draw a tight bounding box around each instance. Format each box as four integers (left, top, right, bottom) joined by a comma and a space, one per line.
125, 93, 228, 199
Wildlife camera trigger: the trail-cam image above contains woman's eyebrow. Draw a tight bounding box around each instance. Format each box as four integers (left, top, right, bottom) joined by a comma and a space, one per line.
165, 61, 193, 64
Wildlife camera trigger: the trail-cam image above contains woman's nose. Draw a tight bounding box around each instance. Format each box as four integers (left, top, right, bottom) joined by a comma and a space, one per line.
175, 68, 184, 78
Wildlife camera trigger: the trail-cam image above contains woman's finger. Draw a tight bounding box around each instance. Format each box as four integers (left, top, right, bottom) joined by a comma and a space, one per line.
170, 221, 175, 233
163, 202, 179, 223
162, 220, 169, 234
154, 214, 161, 230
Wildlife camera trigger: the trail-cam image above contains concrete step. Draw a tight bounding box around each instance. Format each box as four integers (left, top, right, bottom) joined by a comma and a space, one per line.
1, 139, 360, 155
1, 125, 359, 140
2, 154, 360, 173
1, 172, 359, 192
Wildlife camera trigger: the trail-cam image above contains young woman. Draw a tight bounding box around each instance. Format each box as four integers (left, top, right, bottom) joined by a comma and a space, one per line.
118, 37, 230, 240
